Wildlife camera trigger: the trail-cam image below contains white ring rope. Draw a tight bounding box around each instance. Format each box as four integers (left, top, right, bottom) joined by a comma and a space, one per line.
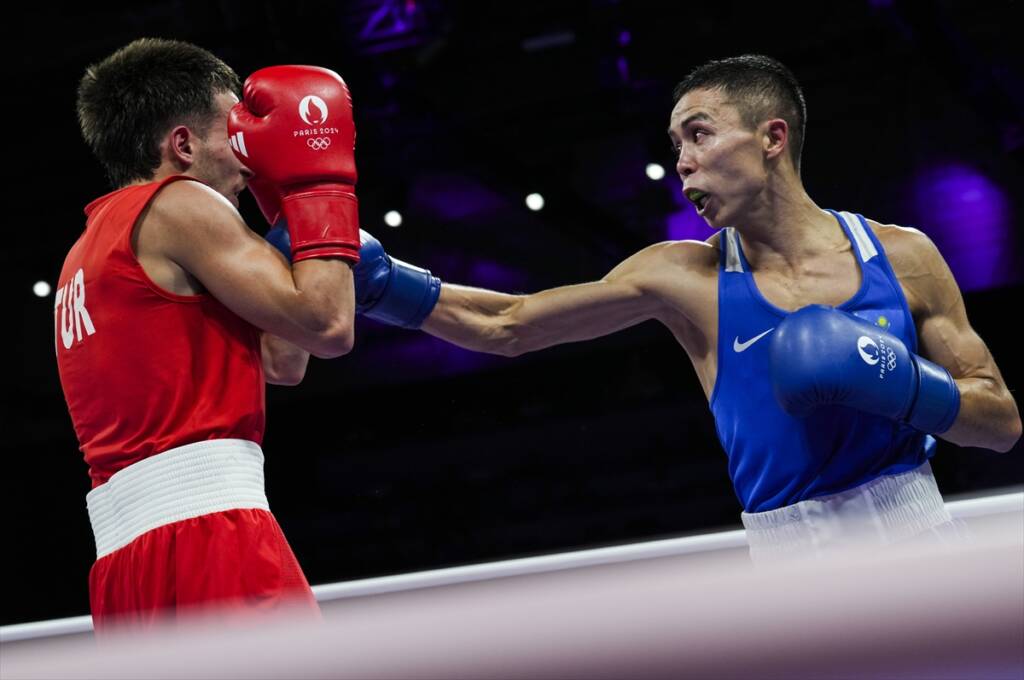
2, 490, 1020, 644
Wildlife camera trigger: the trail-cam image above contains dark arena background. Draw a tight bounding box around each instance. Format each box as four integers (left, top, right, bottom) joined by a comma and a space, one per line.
5, 0, 1023, 637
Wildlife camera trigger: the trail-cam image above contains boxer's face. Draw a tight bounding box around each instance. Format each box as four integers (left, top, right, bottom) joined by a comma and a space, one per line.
668, 88, 768, 229
189, 91, 252, 209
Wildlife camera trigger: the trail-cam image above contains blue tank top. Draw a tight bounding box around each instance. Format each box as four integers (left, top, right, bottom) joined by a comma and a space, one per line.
709, 209, 935, 512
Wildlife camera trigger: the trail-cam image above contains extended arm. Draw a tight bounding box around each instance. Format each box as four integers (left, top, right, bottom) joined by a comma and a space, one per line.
351, 232, 703, 356
351, 232, 677, 356
274, 228, 670, 356
422, 271, 661, 357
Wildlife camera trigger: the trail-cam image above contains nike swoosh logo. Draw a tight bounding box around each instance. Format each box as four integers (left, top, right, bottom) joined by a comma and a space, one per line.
733, 328, 775, 353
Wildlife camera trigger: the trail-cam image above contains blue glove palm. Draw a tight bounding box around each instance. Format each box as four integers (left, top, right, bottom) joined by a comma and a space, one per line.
265, 223, 292, 260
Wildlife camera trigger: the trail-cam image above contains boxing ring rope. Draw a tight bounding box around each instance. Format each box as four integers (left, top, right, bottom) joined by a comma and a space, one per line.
2, 490, 1021, 678
1, 490, 1020, 643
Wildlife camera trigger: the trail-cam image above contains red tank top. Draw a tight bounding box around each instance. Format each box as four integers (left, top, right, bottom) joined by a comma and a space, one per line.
55, 176, 265, 487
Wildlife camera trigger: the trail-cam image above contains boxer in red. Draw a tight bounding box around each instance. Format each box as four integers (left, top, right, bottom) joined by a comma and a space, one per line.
57, 38, 358, 632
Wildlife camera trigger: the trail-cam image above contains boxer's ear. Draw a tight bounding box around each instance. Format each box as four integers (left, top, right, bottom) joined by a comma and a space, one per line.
167, 125, 197, 169
763, 118, 788, 163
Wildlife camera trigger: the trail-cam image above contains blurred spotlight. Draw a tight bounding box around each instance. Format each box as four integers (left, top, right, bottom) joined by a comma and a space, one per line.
33, 281, 51, 298
646, 163, 666, 181
384, 210, 403, 228
911, 163, 1013, 291
525, 193, 545, 211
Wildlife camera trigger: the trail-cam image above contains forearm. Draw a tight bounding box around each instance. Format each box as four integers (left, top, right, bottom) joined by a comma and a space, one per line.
421, 284, 522, 355
285, 258, 356, 357
262, 332, 310, 386
938, 377, 1022, 452
421, 279, 655, 357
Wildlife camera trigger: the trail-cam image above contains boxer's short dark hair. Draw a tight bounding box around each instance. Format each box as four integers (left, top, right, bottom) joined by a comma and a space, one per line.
673, 55, 806, 174
77, 38, 241, 188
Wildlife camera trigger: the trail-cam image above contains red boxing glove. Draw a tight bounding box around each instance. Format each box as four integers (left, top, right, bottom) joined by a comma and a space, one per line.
246, 175, 283, 227
229, 65, 360, 263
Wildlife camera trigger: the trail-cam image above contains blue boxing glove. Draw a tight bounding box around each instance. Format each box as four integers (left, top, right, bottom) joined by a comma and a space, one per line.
264, 225, 441, 329
266, 224, 292, 260
355, 231, 441, 329
769, 305, 960, 434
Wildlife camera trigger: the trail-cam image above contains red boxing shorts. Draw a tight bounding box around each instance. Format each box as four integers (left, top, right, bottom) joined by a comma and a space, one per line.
86, 440, 319, 633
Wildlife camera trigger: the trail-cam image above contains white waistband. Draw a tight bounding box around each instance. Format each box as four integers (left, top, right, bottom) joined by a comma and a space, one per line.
86, 439, 270, 559
741, 461, 952, 561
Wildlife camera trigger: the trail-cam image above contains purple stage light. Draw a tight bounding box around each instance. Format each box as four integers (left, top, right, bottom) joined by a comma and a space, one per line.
666, 207, 716, 242
468, 260, 531, 291
910, 163, 1016, 290
616, 56, 630, 83
666, 181, 716, 242
388, 333, 497, 370
428, 252, 531, 292
359, 332, 503, 381
350, 0, 432, 55
410, 173, 510, 221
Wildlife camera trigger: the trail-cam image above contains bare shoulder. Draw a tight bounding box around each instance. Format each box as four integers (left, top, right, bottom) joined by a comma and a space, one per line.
135, 177, 267, 293
864, 218, 957, 316
607, 237, 718, 333
865, 218, 929, 261
635, 236, 718, 277
606, 237, 717, 286
149, 178, 239, 227
146, 178, 253, 259
133, 179, 244, 295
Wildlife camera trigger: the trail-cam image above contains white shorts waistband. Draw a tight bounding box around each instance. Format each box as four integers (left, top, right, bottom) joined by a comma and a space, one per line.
86, 439, 270, 559
741, 461, 952, 562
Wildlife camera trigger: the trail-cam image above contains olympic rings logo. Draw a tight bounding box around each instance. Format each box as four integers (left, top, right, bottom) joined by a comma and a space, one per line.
886, 349, 897, 372
307, 137, 332, 151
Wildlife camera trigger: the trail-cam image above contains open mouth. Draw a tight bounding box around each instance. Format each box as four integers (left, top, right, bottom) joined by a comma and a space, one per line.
685, 188, 710, 213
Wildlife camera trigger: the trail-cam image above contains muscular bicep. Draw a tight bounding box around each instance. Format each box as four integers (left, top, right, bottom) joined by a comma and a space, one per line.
153, 181, 352, 351
909, 234, 1003, 383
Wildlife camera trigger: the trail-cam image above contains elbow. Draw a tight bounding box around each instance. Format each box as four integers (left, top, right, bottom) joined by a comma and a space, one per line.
980, 410, 1022, 454
493, 322, 529, 357
496, 337, 527, 357
263, 352, 308, 386
267, 367, 306, 387
491, 300, 531, 357
301, 297, 355, 359
996, 415, 1022, 453
310, 317, 355, 359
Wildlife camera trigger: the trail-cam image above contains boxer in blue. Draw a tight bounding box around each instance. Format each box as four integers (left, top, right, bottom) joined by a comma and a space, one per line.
272, 55, 1021, 559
